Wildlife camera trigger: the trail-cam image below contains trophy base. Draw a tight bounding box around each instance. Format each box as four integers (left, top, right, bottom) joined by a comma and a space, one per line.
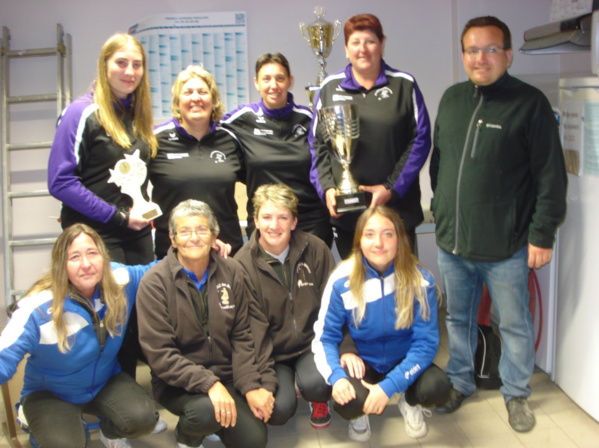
133, 203, 163, 221
335, 191, 367, 214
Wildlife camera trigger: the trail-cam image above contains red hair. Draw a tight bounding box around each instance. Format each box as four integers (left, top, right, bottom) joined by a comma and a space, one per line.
344, 14, 385, 44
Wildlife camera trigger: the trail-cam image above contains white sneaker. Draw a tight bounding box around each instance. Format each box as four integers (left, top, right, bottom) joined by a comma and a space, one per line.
152, 417, 168, 434
398, 394, 431, 438
99, 431, 132, 448
205, 434, 220, 441
348, 414, 371, 442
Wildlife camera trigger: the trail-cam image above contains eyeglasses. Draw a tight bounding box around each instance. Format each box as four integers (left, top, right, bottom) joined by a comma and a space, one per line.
464, 46, 504, 57
175, 227, 211, 238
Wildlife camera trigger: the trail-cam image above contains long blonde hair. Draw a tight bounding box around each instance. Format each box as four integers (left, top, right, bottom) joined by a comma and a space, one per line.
23, 224, 127, 353
94, 33, 157, 157
348, 206, 430, 329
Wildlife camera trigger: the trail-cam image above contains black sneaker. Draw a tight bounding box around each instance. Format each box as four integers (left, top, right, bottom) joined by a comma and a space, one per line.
309, 401, 332, 428
506, 398, 535, 432
436, 387, 467, 414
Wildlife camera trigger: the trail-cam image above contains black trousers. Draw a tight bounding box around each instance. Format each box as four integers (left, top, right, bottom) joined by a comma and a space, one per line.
22, 372, 158, 448
269, 351, 332, 426
333, 362, 450, 420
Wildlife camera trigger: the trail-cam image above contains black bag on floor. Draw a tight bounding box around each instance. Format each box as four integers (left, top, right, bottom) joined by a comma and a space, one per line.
474, 324, 503, 389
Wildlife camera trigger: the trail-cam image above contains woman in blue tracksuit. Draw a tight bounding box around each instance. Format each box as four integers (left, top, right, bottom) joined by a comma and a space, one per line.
0, 224, 158, 448
312, 206, 449, 443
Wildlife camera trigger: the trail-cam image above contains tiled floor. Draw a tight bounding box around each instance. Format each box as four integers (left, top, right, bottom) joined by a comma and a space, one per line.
2, 316, 599, 448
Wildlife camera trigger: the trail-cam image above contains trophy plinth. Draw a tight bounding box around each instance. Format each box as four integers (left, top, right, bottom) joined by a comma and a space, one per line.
108, 149, 163, 221
319, 104, 366, 214
300, 6, 341, 106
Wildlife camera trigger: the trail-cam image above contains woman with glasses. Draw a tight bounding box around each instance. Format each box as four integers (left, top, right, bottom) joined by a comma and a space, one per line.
0, 224, 159, 448
309, 13, 432, 259
150, 66, 245, 258
137, 200, 277, 448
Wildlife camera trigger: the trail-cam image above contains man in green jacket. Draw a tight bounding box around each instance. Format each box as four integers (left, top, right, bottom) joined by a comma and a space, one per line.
429, 16, 567, 433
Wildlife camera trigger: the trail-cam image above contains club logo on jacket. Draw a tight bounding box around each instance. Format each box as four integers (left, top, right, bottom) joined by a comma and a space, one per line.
210, 151, 227, 163
375, 87, 393, 100
292, 124, 307, 137
296, 262, 315, 288
216, 283, 235, 309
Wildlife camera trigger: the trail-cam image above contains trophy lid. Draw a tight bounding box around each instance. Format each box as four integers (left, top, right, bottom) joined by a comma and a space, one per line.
306, 6, 335, 32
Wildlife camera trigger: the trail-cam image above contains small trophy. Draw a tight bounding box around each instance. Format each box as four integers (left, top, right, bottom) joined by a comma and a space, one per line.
108, 149, 162, 220
319, 104, 366, 214
299, 6, 341, 105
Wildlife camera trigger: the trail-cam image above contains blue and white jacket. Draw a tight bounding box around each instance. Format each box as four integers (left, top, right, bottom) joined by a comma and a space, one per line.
312, 258, 439, 398
0, 263, 150, 404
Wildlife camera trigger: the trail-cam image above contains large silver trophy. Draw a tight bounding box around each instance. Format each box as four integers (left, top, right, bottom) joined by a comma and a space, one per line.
108, 149, 162, 220
299, 6, 341, 105
319, 104, 366, 214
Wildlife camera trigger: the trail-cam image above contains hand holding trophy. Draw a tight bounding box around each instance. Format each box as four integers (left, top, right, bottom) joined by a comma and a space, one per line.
108, 149, 162, 220
319, 104, 366, 214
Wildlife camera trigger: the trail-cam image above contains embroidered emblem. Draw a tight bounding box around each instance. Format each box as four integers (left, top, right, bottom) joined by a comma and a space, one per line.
216, 283, 235, 309
292, 124, 307, 137
296, 262, 315, 288
375, 87, 393, 100
210, 151, 227, 163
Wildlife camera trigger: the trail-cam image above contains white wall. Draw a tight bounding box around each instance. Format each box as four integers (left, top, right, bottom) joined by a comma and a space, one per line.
0, 0, 570, 323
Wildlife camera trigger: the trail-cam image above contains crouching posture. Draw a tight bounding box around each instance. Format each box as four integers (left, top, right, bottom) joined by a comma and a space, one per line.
137, 200, 277, 448
313, 207, 450, 442
0, 224, 158, 448
235, 184, 335, 429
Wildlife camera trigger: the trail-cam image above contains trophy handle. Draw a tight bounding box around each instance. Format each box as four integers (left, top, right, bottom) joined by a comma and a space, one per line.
332, 20, 342, 41
299, 22, 311, 44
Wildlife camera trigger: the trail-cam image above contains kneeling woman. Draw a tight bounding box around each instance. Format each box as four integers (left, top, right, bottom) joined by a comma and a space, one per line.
312, 206, 450, 442
0, 224, 158, 448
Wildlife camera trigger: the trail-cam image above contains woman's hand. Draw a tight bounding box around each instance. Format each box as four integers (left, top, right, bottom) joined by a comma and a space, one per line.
325, 188, 342, 219
340, 353, 365, 379
212, 239, 232, 258
245, 388, 275, 423
208, 381, 237, 427
361, 380, 390, 415
127, 215, 151, 231
359, 184, 392, 208
332, 378, 356, 405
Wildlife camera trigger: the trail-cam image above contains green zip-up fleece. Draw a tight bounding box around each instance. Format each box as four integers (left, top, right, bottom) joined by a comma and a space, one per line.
430, 72, 567, 262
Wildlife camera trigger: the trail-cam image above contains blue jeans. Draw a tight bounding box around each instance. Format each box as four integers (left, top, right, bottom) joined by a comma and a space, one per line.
438, 247, 534, 401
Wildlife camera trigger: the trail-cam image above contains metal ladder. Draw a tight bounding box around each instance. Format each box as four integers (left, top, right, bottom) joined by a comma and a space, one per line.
0, 24, 72, 447
0, 24, 72, 309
